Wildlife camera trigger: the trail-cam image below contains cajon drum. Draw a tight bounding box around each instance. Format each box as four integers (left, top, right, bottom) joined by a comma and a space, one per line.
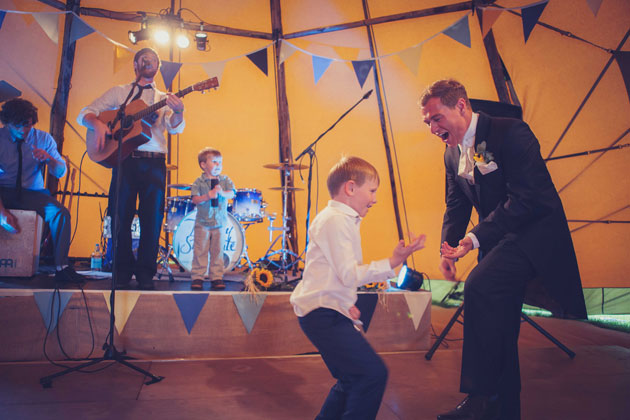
0, 209, 43, 277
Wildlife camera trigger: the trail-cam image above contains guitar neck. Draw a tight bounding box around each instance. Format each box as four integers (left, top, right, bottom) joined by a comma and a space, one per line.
133, 86, 192, 121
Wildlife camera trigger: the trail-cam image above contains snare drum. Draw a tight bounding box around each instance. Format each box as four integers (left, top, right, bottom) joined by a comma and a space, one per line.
231, 188, 264, 222
165, 197, 196, 232
172, 211, 245, 273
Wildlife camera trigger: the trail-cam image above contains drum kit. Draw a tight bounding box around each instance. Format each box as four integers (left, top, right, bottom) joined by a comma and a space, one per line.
156, 161, 308, 282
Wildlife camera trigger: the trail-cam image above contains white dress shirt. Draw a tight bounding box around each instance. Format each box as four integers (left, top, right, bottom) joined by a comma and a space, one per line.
290, 200, 395, 320
77, 82, 185, 154
456, 112, 480, 250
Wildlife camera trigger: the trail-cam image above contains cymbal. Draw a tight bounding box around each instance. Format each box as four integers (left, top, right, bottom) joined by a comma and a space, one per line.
167, 183, 191, 191
263, 163, 309, 171
269, 186, 304, 191
166, 163, 178, 171
166, 195, 192, 200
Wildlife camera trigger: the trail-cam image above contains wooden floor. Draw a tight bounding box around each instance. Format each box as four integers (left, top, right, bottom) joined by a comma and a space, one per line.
0, 303, 629, 420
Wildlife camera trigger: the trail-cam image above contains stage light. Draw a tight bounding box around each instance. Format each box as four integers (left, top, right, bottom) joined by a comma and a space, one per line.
195, 25, 209, 51
153, 27, 170, 45
397, 265, 424, 291
175, 32, 190, 49
128, 22, 150, 45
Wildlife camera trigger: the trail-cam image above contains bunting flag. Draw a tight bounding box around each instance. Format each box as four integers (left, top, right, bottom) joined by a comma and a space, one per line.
173, 293, 209, 334
160, 61, 183, 90
586, 0, 603, 16
68, 15, 94, 44
247, 48, 268, 76
352, 60, 374, 88
397, 45, 423, 76
480, 9, 503, 38
613, 51, 630, 105
103, 290, 141, 334
312, 55, 333, 84
355, 293, 378, 333
522, 0, 548, 43
32, 12, 59, 44
404, 292, 431, 331
34, 291, 73, 333
0, 11, 6, 30
232, 294, 266, 334
278, 40, 297, 65
201, 61, 227, 85
113, 45, 134, 74
444, 14, 471, 48
0, 80, 21, 102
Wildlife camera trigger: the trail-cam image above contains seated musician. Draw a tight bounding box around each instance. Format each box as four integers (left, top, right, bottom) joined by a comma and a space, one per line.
0, 98, 85, 283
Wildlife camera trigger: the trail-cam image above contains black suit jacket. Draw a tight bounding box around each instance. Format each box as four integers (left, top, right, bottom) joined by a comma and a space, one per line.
441, 112, 587, 319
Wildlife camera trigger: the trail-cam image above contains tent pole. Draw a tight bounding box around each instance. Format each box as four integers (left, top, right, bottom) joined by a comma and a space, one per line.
270, 0, 299, 258
46, 0, 80, 194
362, 0, 404, 241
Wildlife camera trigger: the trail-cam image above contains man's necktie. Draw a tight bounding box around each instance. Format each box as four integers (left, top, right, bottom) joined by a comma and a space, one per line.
16, 140, 24, 200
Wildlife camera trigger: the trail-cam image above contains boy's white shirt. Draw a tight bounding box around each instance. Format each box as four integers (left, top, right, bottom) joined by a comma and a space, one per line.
290, 200, 395, 321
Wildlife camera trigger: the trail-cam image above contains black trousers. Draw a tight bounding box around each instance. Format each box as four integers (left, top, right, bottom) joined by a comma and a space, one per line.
461, 239, 535, 420
298, 308, 388, 420
108, 155, 165, 284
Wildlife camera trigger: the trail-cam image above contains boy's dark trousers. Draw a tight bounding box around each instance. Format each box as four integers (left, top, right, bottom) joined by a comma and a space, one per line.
298, 308, 388, 420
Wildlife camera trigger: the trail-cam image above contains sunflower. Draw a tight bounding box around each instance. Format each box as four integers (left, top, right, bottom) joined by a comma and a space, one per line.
252, 268, 274, 289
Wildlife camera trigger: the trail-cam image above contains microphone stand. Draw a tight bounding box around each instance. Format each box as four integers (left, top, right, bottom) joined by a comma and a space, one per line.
296, 89, 373, 252
40, 78, 164, 387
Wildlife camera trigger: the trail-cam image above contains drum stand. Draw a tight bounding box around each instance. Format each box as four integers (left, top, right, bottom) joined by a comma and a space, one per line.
259, 168, 302, 284
156, 239, 185, 282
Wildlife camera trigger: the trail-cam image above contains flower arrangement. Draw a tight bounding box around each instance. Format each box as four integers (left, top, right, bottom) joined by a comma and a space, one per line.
244, 267, 275, 294
473, 141, 494, 164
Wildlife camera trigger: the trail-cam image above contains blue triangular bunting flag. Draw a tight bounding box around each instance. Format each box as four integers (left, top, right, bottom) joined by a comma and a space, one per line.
312, 55, 332, 84
614, 51, 630, 106
233, 294, 266, 334
522, 1, 548, 43
173, 293, 209, 334
352, 60, 374, 88
0, 80, 22, 102
68, 16, 94, 44
160, 61, 183, 90
586, 0, 603, 16
247, 48, 268, 76
355, 293, 378, 333
34, 291, 73, 332
444, 15, 471, 48
0, 12, 6, 30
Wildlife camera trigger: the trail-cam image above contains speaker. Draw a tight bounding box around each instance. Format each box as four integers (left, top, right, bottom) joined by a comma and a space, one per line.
470, 99, 522, 120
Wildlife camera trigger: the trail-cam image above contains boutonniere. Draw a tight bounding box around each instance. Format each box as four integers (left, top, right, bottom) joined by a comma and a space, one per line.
473, 141, 498, 175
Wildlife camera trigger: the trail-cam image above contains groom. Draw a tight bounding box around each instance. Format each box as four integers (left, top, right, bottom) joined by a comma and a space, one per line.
420, 79, 586, 420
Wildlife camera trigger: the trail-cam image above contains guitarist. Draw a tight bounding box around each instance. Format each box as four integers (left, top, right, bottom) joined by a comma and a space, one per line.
77, 48, 185, 290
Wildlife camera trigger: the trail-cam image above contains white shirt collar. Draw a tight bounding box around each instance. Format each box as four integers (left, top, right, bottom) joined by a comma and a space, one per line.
328, 200, 361, 222
461, 112, 478, 149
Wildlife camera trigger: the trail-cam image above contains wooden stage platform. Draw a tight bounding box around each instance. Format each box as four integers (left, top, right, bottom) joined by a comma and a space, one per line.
0, 283, 431, 362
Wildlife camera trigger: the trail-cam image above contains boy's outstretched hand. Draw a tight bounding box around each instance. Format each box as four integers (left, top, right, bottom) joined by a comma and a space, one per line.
389, 233, 426, 268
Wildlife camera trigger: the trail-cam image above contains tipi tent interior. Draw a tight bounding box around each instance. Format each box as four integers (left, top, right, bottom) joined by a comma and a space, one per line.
1, 1, 629, 329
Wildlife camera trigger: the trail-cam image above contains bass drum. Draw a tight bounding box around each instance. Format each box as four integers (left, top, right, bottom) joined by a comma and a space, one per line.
172, 210, 244, 273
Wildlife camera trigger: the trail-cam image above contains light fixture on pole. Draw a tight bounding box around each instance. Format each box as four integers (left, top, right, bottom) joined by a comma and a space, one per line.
396, 265, 424, 291
128, 21, 150, 45
153, 26, 170, 45
195, 24, 209, 51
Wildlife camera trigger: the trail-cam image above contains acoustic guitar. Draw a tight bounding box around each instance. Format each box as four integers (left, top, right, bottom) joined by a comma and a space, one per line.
86, 77, 218, 168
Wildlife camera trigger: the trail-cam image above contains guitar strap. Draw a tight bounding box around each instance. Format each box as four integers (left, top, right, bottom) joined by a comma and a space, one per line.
131, 84, 153, 102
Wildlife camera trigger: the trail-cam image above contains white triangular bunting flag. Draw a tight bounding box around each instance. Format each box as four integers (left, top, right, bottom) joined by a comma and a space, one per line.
232, 294, 266, 334
103, 291, 141, 334
279, 40, 298, 65
397, 45, 423, 76
404, 292, 431, 331
33, 12, 60, 44
201, 61, 226, 85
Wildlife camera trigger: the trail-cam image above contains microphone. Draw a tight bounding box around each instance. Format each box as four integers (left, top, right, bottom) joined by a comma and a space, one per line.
210, 178, 219, 207
362, 89, 373, 100
141, 57, 151, 69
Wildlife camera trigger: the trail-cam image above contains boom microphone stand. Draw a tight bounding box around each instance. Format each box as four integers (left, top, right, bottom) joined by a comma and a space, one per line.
295, 89, 373, 252
40, 80, 164, 387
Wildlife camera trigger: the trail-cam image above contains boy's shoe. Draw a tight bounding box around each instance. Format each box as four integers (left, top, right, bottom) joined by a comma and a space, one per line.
55, 266, 86, 285
211, 280, 226, 290
191, 279, 204, 290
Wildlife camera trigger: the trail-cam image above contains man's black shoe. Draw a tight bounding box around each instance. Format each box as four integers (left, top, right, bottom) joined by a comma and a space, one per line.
55, 266, 87, 285
437, 395, 499, 420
